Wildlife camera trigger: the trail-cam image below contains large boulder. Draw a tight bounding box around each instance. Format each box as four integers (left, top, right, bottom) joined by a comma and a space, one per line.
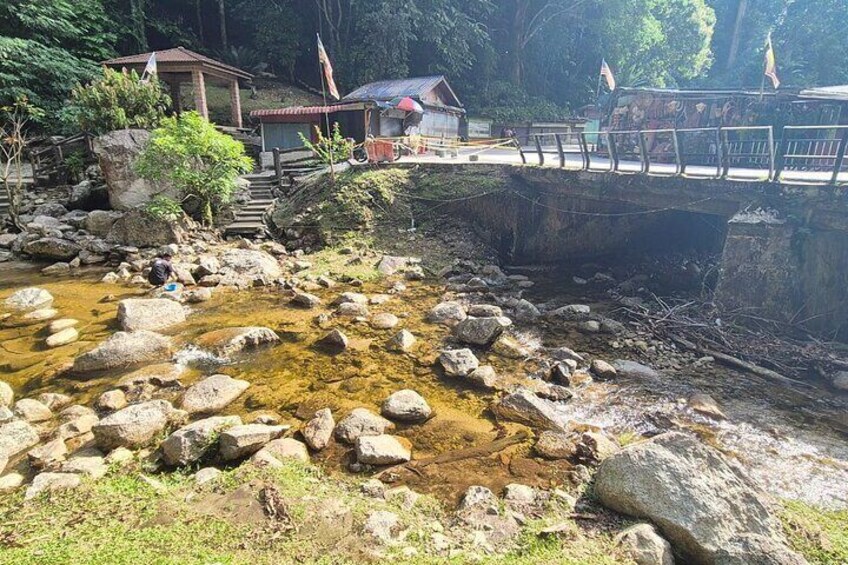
73, 330, 172, 374
161, 415, 242, 466
355, 434, 411, 465
93, 129, 178, 211
0, 419, 39, 471
217, 249, 282, 285
452, 317, 504, 346
180, 374, 250, 414
195, 327, 280, 357
380, 390, 431, 423
84, 210, 124, 237
492, 389, 568, 432
107, 208, 186, 248
22, 237, 80, 261
117, 298, 186, 332
91, 400, 179, 450
5, 287, 53, 311
594, 432, 787, 565
335, 408, 394, 444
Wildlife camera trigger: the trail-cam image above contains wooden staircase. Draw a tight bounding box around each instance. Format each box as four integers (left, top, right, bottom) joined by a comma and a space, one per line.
224, 173, 280, 238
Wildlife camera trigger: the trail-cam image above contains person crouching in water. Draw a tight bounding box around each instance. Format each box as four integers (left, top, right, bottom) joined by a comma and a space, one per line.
148, 253, 175, 287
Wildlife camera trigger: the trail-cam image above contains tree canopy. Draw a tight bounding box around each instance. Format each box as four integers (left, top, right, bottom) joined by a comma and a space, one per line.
2, 0, 847, 126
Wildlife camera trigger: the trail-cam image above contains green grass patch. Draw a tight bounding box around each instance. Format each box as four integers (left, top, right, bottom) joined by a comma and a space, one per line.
779, 499, 848, 564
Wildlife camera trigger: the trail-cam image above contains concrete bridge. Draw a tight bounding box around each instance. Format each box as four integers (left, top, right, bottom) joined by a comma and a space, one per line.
391, 125, 848, 339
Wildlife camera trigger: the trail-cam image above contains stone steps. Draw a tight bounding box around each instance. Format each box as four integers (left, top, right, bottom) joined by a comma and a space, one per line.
224, 174, 280, 238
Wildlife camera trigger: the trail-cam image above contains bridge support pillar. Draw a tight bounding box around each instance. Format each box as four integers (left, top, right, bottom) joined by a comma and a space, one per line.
716, 211, 848, 339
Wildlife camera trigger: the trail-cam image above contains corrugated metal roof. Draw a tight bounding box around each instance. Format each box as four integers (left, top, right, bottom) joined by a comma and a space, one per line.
343, 75, 460, 106
250, 105, 355, 117
103, 47, 252, 79
799, 85, 848, 101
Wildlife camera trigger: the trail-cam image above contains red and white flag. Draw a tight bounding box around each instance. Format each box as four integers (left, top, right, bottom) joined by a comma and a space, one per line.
317, 34, 340, 100
600, 59, 616, 91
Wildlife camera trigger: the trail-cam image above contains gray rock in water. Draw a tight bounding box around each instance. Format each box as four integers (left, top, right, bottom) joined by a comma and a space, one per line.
550, 304, 591, 319
371, 312, 399, 329
335, 408, 394, 444
218, 424, 287, 460
36, 391, 70, 410
427, 301, 467, 326
336, 302, 369, 317
13, 398, 53, 422
595, 432, 785, 564
512, 299, 541, 322
161, 415, 242, 466
92, 399, 178, 450
714, 534, 808, 565
117, 298, 186, 332
355, 434, 411, 465
452, 317, 504, 347
25, 472, 81, 500
591, 359, 618, 380
73, 331, 172, 374
438, 349, 480, 377
492, 389, 567, 432
467, 365, 505, 390
302, 408, 334, 451
467, 304, 503, 318
45, 327, 79, 348
615, 523, 675, 565
381, 390, 431, 423
216, 249, 283, 284
180, 374, 250, 415
290, 291, 321, 309
95, 389, 127, 412
195, 327, 279, 357
23, 237, 81, 261
317, 328, 348, 350
5, 287, 53, 312
613, 360, 660, 379
388, 329, 416, 352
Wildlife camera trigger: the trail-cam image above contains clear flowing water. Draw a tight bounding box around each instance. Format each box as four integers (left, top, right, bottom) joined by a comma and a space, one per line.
1, 260, 846, 508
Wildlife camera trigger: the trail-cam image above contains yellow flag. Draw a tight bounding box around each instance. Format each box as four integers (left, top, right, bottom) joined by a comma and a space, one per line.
764, 33, 780, 89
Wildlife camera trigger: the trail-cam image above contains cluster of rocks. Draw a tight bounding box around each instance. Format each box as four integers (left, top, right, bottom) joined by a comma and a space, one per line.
4, 288, 80, 348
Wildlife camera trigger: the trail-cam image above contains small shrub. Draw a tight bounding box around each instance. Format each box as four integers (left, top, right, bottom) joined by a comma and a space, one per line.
135, 111, 253, 225
65, 68, 171, 135
144, 195, 184, 222
63, 150, 86, 183
299, 122, 353, 165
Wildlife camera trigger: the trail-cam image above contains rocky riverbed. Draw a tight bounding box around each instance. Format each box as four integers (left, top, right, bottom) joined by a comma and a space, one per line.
1, 236, 846, 563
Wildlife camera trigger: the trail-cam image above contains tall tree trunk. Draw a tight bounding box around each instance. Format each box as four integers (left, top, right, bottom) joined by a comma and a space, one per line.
129, 0, 148, 51
196, 0, 205, 46
509, 0, 528, 86
218, 0, 228, 50
726, 0, 747, 70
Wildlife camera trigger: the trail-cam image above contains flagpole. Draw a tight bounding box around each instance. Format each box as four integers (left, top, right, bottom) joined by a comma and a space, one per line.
317, 36, 336, 184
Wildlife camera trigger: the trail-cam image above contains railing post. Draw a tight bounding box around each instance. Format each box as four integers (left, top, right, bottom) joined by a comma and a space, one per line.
533, 135, 545, 166
513, 136, 527, 165
579, 132, 591, 170
672, 129, 683, 175
607, 132, 619, 172
831, 129, 848, 185
773, 126, 786, 182
767, 126, 775, 182
638, 130, 650, 174
555, 133, 565, 168
715, 127, 725, 179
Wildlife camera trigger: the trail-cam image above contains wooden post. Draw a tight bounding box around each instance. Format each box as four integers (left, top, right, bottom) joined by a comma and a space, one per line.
229, 79, 243, 128
192, 70, 208, 120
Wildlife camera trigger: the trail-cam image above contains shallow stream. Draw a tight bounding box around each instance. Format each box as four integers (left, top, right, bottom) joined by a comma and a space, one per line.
1, 261, 846, 508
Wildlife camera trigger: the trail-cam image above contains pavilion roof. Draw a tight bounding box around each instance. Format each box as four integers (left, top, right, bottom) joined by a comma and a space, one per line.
102, 47, 252, 80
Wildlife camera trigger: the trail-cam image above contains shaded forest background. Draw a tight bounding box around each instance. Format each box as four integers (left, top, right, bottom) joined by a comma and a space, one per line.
2, 0, 847, 125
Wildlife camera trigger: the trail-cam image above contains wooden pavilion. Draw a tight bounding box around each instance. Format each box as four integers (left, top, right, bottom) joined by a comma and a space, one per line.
102, 47, 253, 128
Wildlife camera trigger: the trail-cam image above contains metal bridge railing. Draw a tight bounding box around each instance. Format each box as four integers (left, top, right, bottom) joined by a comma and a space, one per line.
516, 124, 848, 185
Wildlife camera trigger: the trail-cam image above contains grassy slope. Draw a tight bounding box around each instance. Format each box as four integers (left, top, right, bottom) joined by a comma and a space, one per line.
0, 461, 628, 565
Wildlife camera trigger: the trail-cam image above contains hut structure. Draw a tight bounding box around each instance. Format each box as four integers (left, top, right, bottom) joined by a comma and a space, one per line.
103, 47, 253, 128
251, 75, 464, 152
